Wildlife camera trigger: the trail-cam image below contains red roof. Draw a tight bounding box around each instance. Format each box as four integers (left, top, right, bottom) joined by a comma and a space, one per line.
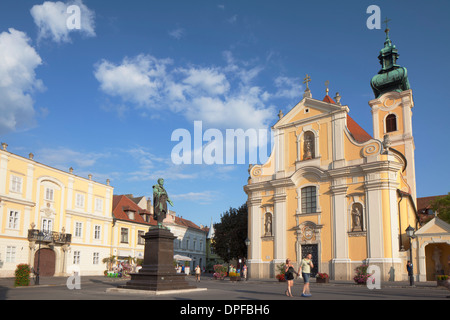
346, 115, 373, 143
112, 195, 156, 226
322, 94, 373, 143
174, 215, 202, 230
322, 95, 336, 104
417, 195, 446, 212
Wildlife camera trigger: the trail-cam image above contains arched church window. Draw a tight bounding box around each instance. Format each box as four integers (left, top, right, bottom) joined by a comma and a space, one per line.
386, 114, 397, 133
303, 131, 315, 160
301, 186, 316, 213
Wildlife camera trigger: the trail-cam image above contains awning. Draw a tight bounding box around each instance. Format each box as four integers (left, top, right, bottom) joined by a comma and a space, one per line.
174, 254, 192, 261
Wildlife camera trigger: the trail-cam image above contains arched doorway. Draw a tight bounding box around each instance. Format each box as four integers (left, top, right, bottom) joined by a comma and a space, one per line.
425, 243, 450, 281
34, 248, 56, 277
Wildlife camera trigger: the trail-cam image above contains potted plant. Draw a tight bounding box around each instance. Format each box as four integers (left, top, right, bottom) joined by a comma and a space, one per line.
316, 272, 329, 283
213, 264, 227, 280
14, 264, 31, 287
353, 264, 372, 285
276, 273, 286, 282
229, 272, 241, 281
437, 275, 449, 287
276, 263, 286, 282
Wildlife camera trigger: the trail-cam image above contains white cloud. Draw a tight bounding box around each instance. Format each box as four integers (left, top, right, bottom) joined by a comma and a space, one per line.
94, 54, 172, 107
37, 146, 108, 169
0, 28, 43, 134
180, 67, 230, 96
274, 76, 303, 99
30, 0, 95, 43
168, 28, 185, 40
94, 52, 302, 131
171, 191, 217, 205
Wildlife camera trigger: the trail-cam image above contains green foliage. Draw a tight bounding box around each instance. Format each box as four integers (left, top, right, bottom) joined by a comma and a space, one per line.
212, 203, 248, 263
353, 264, 372, 285
430, 192, 450, 224
277, 263, 286, 275
14, 264, 31, 287
213, 264, 227, 279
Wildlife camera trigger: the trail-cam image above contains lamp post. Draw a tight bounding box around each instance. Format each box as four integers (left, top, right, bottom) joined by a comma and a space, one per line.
405, 225, 415, 287
35, 231, 45, 285
244, 238, 250, 280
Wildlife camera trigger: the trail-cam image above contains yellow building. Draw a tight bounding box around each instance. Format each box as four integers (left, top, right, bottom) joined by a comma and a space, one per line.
111, 194, 155, 264
244, 29, 423, 281
0, 143, 113, 277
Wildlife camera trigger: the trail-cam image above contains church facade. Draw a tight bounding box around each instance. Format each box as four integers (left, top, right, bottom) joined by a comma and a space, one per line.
244, 29, 420, 281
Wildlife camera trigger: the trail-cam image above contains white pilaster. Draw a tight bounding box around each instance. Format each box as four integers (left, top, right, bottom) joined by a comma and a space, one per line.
0, 154, 8, 194
273, 192, 286, 262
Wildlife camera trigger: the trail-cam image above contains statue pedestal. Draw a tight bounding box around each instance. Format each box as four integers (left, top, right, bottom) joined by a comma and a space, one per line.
118, 227, 195, 292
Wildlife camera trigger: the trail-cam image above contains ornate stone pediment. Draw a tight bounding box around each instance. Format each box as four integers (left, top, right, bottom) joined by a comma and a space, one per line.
296, 221, 323, 243
41, 202, 56, 217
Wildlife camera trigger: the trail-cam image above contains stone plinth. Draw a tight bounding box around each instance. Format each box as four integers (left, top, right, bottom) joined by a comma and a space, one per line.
119, 227, 195, 291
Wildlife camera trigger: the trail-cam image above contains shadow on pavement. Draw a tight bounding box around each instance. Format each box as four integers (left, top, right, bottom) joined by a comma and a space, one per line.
0, 286, 8, 300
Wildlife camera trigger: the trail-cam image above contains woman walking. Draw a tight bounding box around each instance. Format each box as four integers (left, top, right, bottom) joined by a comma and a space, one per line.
299, 253, 313, 297
195, 265, 201, 282
284, 258, 297, 297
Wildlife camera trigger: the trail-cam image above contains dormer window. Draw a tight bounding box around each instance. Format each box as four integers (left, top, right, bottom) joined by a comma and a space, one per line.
123, 206, 136, 220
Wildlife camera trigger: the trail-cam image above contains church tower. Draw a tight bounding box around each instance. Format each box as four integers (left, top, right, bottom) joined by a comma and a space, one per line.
368, 26, 417, 201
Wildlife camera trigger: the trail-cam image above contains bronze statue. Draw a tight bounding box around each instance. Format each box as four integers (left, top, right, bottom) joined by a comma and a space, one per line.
152, 178, 174, 228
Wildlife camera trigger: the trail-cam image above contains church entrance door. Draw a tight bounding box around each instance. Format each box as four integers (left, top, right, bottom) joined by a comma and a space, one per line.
301, 244, 318, 277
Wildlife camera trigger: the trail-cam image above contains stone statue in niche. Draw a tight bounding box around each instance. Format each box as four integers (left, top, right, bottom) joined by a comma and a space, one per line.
264, 213, 272, 236
351, 204, 363, 231
303, 131, 315, 160
432, 247, 443, 274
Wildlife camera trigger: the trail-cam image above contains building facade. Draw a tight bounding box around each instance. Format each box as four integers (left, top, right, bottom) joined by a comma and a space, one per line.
111, 195, 155, 264
164, 211, 207, 271
0, 143, 113, 277
244, 29, 422, 281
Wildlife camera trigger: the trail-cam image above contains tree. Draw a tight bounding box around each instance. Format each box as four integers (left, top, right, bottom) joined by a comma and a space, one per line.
431, 192, 450, 224
102, 255, 116, 271
212, 203, 248, 263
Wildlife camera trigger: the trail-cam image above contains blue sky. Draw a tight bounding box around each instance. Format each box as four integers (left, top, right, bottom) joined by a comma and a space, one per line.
0, 0, 449, 227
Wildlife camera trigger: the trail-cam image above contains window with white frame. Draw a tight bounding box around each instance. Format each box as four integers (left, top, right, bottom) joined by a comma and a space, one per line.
6, 246, 16, 263
94, 225, 101, 240
75, 222, 83, 238
120, 228, 129, 243
45, 187, 54, 201
95, 198, 103, 212
42, 218, 53, 232
138, 230, 145, 245
93, 252, 99, 265
8, 210, 19, 229
73, 251, 81, 264
10, 175, 22, 193
75, 193, 85, 208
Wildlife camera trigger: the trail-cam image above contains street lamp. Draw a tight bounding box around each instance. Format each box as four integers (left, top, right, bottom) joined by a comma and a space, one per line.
35, 231, 45, 285
405, 225, 415, 287
244, 238, 250, 261
244, 238, 250, 280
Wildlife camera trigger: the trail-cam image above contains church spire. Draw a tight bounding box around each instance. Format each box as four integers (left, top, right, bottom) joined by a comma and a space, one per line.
370, 21, 410, 98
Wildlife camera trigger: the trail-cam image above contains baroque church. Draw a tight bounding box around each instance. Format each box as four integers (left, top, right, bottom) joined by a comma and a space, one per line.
244, 27, 426, 281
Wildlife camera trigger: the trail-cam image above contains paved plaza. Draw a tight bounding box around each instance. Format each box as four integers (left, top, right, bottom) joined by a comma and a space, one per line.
1, 274, 448, 301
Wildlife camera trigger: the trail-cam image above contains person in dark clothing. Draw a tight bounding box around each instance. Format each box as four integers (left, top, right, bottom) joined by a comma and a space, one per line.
284, 258, 298, 297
